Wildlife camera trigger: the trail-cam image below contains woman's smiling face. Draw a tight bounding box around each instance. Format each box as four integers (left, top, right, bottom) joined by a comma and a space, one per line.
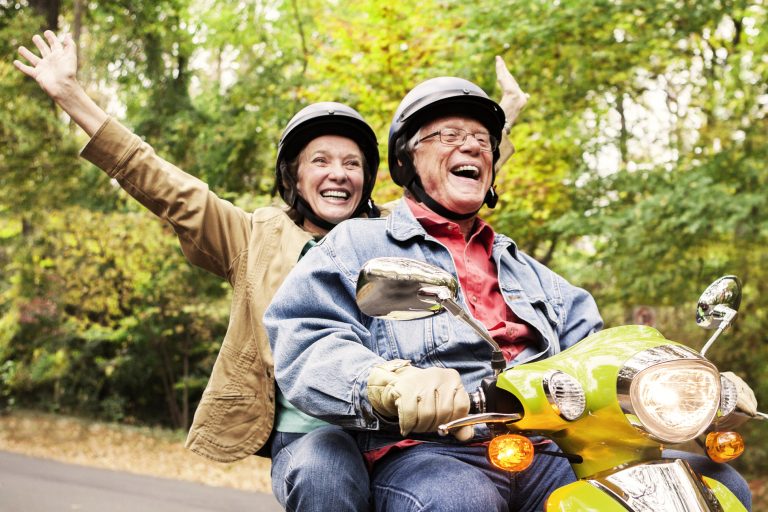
296, 134, 365, 232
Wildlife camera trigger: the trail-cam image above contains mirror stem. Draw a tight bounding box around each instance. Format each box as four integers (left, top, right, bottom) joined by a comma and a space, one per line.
440, 299, 505, 376
700, 306, 737, 357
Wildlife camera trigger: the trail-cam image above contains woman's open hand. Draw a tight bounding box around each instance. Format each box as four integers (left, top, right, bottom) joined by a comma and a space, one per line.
14, 30, 78, 101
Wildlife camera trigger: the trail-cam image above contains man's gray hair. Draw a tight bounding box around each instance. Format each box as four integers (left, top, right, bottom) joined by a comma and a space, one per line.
405, 129, 422, 159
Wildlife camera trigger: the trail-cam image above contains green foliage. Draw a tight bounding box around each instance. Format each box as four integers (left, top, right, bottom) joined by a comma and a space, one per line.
0, 208, 228, 426
1, 0, 766, 480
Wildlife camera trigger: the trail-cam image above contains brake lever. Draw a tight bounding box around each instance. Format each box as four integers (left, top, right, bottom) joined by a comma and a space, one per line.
437, 412, 521, 436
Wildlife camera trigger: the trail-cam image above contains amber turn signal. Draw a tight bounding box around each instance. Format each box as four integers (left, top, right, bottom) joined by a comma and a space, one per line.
705, 431, 745, 463
487, 434, 535, 471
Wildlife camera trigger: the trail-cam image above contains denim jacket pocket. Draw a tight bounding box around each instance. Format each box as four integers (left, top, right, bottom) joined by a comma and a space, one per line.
533, 298, 561, 330
372, 317, 433, 362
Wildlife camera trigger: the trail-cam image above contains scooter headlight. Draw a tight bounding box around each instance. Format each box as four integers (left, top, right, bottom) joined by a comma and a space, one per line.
619, 345, 721, 444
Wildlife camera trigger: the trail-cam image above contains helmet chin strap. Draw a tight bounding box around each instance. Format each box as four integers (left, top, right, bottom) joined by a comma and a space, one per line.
407, 174, 498, 221
296, 197, 337, 232
485, 186, 498, 208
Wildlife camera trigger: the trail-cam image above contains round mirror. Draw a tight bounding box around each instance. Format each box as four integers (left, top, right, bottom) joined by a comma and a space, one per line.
695, 275, 742, 330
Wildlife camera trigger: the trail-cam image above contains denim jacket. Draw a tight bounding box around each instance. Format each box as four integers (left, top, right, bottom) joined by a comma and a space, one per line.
265, 198, 602, 450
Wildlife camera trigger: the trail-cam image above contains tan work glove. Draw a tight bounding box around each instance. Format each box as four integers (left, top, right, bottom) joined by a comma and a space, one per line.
715, 371, 758, 430
367, 360, 473, 441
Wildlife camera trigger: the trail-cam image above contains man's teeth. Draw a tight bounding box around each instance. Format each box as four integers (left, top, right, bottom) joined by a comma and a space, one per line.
321, 190, 350, 199
452, 165, 479, 178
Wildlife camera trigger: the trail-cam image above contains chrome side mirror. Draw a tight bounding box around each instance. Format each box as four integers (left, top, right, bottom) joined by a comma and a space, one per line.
356, 257, 506, 375
696, 276, 742, 329
696, 275, 742, 356
356, 257, 457, 320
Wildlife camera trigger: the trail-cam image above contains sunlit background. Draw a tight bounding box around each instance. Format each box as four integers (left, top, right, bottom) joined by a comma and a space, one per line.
0, 0, 765, 500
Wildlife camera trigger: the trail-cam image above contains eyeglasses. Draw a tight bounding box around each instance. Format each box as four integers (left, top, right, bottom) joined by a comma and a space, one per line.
416, 128, 498, 152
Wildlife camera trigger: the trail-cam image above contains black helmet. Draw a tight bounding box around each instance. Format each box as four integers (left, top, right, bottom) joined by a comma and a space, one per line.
276, 102, 380, 228
387, 77, 505, 218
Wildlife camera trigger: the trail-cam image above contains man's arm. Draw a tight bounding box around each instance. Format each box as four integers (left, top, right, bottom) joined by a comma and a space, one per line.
265, 237, 385, 429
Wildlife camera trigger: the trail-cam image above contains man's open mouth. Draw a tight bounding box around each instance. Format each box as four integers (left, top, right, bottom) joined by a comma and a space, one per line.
450, 165, 480, 179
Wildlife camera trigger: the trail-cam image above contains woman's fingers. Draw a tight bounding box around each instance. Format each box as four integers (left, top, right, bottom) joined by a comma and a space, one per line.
62, 33, 75, 50
496, 56, 525, 98
12, 58, 35, 77
44, 30, 62, 51
14, 46, 40, 78
32, 34, 51, 58
18, 46, 41, 66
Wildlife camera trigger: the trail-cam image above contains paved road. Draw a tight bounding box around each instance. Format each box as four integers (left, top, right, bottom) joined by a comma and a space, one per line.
0, 451, 282, 512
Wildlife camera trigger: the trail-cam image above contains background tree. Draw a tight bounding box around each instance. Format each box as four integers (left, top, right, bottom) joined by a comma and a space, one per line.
0, 0, 765, 480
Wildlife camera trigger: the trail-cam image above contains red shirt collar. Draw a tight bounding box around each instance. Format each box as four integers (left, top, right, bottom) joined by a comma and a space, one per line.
404, 196, 495, 253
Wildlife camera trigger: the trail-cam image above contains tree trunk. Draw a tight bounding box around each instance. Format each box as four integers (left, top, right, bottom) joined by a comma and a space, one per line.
72, 0, 83, 63
155, 339, 183, 429
70, 0, 84, 133
182, 335, 190, 429
28, 0, 60, 31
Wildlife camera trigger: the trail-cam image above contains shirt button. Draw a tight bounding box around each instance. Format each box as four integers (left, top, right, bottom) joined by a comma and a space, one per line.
472, 295, 478, 302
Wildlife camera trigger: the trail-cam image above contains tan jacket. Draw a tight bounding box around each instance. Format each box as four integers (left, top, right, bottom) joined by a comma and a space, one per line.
81, 118, 313, 462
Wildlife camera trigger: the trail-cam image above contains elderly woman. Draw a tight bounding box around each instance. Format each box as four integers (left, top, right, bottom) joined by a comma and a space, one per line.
15, 31, 529, 511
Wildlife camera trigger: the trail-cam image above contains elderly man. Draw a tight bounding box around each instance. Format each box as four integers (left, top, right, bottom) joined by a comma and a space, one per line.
265, 76, 600, 511
265, 77, 755, 511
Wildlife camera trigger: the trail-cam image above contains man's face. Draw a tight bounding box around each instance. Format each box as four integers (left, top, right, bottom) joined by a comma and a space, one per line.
411, 116, 493, 215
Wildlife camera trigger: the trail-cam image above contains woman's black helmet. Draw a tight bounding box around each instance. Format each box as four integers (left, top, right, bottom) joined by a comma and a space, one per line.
276, 102, 380, 227
387, 77, 505, 218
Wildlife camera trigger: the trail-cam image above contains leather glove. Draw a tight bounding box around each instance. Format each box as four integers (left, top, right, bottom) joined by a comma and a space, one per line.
367, 360, 473, 441
715, 371, 757, 431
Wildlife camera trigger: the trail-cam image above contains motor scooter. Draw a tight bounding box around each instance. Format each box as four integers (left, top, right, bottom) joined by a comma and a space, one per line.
355, 257, 765, 511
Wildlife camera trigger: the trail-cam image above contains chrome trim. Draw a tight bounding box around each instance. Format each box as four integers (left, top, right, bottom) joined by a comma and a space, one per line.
437, 413, 521, 436
542, 370, 585, 421
617, 345, 719, 442
590, 459, 724, 511
719, 374, 738, 417
468, 386, 486, 415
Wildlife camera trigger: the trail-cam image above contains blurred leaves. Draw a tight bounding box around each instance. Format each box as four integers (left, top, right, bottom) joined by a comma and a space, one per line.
0, 0, 765, 478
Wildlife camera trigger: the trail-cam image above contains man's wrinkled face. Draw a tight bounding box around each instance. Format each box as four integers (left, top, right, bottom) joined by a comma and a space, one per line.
411, 116, 493, 215
296, 135, 365, 226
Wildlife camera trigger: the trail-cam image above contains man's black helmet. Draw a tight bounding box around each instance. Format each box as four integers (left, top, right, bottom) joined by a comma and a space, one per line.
276, 102, 379, 215
388, 77, 505, 188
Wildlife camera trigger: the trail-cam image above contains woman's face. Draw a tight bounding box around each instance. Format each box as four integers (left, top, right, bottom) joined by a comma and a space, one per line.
296, 135, 365, 232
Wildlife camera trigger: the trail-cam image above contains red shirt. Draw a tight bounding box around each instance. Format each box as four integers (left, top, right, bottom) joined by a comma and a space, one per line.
406, 197, 536, 362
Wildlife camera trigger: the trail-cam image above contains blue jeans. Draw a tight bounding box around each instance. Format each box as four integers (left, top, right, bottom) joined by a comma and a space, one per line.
370, 442, 575, 512
369, 445, 751, 511
665, 449, 752, 511
270, 426, 371, 512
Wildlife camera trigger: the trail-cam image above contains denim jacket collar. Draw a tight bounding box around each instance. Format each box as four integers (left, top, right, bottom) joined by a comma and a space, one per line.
387, 198, 524, 264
